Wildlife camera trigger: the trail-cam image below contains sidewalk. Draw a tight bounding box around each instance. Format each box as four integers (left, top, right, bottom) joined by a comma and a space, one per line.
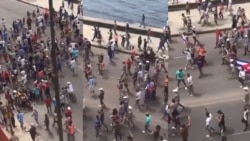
17, 0, 164, 38
168, 0, 249, 11
168, 3, 250, 36
17, 0, 168, 58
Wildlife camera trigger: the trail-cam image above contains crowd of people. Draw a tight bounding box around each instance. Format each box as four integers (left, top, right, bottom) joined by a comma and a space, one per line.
0, 3, 88, 141
167, 1, 250, 141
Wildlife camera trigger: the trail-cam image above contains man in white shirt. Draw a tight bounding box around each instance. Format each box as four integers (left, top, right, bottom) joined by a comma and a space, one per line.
135, 90, 141, 109
186, 73, 194, 96
70, 58, 76, 74
238, 67, 246, 88
184, 48, 193, 70
205, 108, 215, 137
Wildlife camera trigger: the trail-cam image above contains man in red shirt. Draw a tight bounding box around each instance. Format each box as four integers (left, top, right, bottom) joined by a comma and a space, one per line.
67, 121, 75, 141
44, 97, 52, 113
65, 107, 72, 118
3, 70, 10, 85
215, 29, 221, 47
126, 58, 132, 75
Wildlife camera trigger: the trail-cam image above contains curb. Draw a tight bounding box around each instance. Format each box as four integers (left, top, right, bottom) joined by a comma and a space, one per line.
16, 0, 164, 38
168, 0, 249, 12
170, 24, 250, 37
91, 43, 133, 55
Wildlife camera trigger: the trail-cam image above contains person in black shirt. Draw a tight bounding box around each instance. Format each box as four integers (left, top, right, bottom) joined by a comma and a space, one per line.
98, 107, 108, 131
143, 38, 148, 51
217, 110, 226, 130
98, 88, 105, 108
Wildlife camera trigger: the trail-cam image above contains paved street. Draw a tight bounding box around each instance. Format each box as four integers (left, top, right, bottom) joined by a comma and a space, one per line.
168, 31, 250, 140
0, 0, 83, 140
170, 100, 250, 141
83, 47, 168, 141
168, 33, 246, 106
0, 1, 169, 141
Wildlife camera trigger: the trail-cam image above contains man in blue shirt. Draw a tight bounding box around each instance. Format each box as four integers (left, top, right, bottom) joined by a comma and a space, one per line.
175, 68, 187, 89
17, 110, 24, 130
72, 48, 79, 62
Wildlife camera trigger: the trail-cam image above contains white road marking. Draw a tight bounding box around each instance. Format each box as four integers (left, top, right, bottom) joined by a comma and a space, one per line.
185, 96, 243, 108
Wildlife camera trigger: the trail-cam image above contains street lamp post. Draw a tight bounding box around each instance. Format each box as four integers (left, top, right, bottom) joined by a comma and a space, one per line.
48, 0, 64, 141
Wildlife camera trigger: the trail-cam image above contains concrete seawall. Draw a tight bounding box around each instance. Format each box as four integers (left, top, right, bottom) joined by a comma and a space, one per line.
82, 16, 164, 38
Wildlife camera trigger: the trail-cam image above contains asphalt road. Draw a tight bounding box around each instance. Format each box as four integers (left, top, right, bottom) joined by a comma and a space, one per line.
83, 47, 168, 141
168, 32, 250, 140
168, 33, 247, 107
0, 0, 83, 140
1, 0, 169, 141
169, 100, 250, 141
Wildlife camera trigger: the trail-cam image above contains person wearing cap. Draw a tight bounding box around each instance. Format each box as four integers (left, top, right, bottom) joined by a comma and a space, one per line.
98, 88, 105, 108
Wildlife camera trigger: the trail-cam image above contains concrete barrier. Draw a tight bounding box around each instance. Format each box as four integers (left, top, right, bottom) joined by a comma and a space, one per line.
82, 17, 164, 38
168, 0, 250, 12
